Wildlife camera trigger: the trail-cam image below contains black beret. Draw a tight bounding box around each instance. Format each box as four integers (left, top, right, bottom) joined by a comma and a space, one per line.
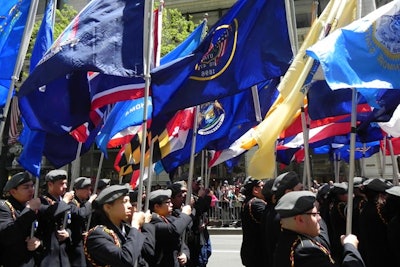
95, 184, 130, 205
148, 189, 172, 204
45, 169, 67, 182
272, 172, 301, 198
330, 182, 348, 195
3, 172, 34, 193
386, 186, 400, 198
129, 189, 139, 203
364, 178, 391, 192
275, 191, 316, 218
316, 183, 331, 200
241, 176, 261, 196
261, 178, 275, 201
74, 177, 91, 189
168, 181, 188, 198
97, 179, 110, 190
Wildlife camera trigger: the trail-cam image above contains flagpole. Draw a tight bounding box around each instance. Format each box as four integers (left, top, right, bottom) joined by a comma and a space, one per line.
284, 0, 299, 54
381, 136, 387, 178
0, 0, 39, 156
345, 87, 357, 235
144, 138, 155, 211
137, 0, 155, 211
30, 176, 40, 237
300, 105, 312, 189
388, 136, 399, 186
86, 152, 104, 231
62, 141, 82, 230
205, 151, 210, 189
186, 105, 200, 205
360, 143, 366, 177
70, 141, 82, 189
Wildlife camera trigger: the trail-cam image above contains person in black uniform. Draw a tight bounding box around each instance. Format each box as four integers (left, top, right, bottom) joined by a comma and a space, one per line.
148, 189, 192, 267
239, 176, 266, 267
328, 182, 349, 262
96, 178, 110, 194
264, 171, 303, 266
274, 191, 365, 267
0, 172, 42, 267
351, 177, 366, 237
36, 169, 74, 267
67, 177, 97, 267
84, 184, 155, 267
384, 186, 400, 267
358, 178, 393, 267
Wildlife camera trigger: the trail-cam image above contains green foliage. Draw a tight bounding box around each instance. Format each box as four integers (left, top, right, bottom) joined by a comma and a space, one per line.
161, 8, 199, 56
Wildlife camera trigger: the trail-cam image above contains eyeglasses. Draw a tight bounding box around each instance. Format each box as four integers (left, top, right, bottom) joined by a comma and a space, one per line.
302, 212, 320, 216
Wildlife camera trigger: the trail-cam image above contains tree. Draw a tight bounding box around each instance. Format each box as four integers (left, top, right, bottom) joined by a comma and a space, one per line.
161, 8, 201, 56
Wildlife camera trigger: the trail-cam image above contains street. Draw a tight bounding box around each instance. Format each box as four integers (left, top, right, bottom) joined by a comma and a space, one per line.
207, 234, 244, 267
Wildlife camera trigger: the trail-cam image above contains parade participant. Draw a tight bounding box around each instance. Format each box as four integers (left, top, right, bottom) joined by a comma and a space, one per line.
84, 184, 155, 267
329, 182, 349, 262
149, 189, 192, 267
274, 191, 365, 267
36, 169, 74, 267
188, 180, 212, 267
0, 172, 42, 267
240, 176, 266, 267
263, 171, 303, 266
67, 177, 97, 267
384, 186, 400, 267
358, 178, 393, 267
96, 178, 110, 194
351, 177, 366, 237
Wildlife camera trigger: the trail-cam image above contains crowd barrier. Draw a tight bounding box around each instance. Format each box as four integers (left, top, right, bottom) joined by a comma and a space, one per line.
208, 201, 242, 228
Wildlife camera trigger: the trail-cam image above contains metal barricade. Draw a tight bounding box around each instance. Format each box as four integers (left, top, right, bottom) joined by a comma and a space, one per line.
208, 200, 242, 227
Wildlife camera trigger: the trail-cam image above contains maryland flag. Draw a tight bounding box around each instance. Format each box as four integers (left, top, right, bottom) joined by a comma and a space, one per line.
114, 133, 160, 176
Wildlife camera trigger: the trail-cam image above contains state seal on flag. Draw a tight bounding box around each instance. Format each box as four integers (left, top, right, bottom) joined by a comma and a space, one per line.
198, 100, 225, 135
190, 19, 238, 81
374, 13, 400, 55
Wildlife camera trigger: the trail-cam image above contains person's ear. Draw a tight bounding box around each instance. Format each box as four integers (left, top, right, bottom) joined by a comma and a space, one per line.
294, 214, 304, 224
103, 203, 112, 214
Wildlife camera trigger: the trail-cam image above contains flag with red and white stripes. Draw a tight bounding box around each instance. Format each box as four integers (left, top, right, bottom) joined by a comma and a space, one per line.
8, 96, 20, 145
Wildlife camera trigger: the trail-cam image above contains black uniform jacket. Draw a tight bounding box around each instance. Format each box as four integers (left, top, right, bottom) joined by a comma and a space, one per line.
67, 196, 92, 267
0, 196, 41, 267
84, 215, 155, 267
36, 193, 72, 267
150, 212, 192, 267
240, 196, 266, 267
273, 228, 365, 267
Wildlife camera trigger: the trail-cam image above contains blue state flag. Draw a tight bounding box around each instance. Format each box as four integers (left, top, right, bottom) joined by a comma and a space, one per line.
151, 0, 292, 117
0, 0, 31, 107
19, 73, 91, 135
30, 0, 54, 72
307, 80, 370, 120
307, 1, 400, 90
161, 88, 262, 172
19, 0, 145, 96
18, 118, 46, 177
43, 124, 101, 168
96, 97, 153, 155
18, 0, 55, 176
